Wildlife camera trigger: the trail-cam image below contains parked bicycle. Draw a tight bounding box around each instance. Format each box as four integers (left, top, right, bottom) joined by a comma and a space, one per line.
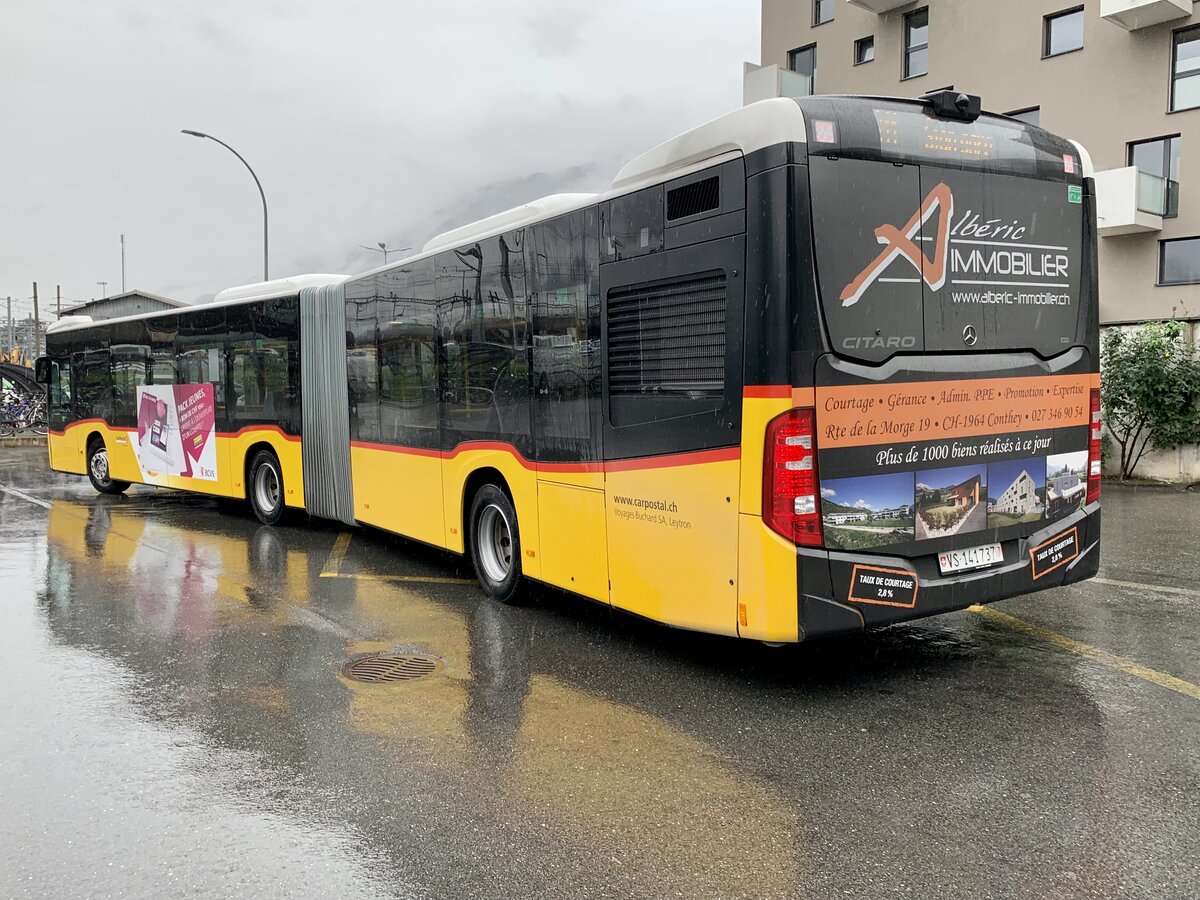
0, 391, 48, 436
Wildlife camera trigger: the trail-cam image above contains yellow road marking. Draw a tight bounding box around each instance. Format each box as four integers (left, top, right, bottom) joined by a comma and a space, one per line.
319, 572, 476, 585
215, 574, 251, 605
318, 531, 473, 584
1089, 576, 1200, 599
970, 605, 1200, 702
320, 530, 353, 577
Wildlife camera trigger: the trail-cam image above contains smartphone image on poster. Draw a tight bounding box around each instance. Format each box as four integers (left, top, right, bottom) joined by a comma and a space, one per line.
149, 398, 169, 451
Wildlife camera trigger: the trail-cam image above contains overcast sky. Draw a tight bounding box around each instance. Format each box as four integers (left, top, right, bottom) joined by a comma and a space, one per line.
2, 0, 760, 317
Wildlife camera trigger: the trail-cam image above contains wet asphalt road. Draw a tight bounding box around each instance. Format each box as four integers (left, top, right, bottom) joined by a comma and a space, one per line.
0, 447, 1197, 900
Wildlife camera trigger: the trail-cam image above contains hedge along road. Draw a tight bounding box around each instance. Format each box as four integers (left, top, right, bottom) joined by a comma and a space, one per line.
0, 446, 1197, 900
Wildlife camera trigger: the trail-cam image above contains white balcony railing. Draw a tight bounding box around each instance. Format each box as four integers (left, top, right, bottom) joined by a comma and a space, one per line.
1135, 171, 1179, 217
1101, 0, 1191, 31
1094, 166, 1164, 236
846, 0, 913, 12
742, 63, 813, 106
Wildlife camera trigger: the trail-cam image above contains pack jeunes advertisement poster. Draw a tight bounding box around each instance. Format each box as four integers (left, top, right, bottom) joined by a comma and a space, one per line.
134, 383, 218, 480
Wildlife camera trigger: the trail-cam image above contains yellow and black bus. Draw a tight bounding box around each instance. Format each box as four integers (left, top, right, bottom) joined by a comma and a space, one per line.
39, 91, 1101, 642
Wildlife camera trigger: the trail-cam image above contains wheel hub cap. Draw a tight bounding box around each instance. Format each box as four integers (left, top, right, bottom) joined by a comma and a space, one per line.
477, 504, 512, 583
91, 449, 109, 484
255, 465, 280, 512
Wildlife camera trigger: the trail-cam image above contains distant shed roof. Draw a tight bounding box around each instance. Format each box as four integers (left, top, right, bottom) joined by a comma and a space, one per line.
58, 290, 189, 320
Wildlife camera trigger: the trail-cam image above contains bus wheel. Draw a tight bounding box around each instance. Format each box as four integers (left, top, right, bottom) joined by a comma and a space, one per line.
87, 439, 129, 495
469, 484, 524, 604
249, 449, 285, 526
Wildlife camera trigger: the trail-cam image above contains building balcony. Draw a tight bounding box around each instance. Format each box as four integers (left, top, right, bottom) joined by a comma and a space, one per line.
1095, 166, 1168, 236
742, 63, 813, 106
846, 0, 913, 12
1100, 0, 1191, 31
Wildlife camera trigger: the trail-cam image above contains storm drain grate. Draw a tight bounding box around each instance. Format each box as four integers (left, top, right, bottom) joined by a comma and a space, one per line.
343, 654, 440, 683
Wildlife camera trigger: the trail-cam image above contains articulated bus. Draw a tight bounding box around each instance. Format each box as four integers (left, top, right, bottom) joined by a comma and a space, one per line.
39, 91, 1101, 643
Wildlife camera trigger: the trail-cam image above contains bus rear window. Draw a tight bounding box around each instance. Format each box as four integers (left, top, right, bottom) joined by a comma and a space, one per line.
808, 155, 1086, 362
799, 98, 1081, 182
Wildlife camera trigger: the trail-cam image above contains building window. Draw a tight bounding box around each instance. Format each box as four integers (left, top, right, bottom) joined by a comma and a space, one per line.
1172, 26, 1200, 112
904, 8, 929, 79
1007, 107, 1041, 126
1159, 238, 1200, 285
788, 44, 817, 95
854, 36, 875, 65
813, 0, 834, 27
1129, 136, 1180, 218
1044, 8, 1084, 58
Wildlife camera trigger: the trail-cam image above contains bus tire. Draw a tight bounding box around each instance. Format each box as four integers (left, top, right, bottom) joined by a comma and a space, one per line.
86, 438, 130, 495
248, 449, 285, 526
468, 483, 524, 604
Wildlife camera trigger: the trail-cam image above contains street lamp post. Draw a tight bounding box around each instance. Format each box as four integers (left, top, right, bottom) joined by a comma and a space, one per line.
359, 242, 411, 265
97, 281, 108, 298
181, 129, 269, 282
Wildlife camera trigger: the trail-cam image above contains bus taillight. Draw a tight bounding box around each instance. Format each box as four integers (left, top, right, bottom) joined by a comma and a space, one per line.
1087, 388, 1102, 505
763, 407, 823, 548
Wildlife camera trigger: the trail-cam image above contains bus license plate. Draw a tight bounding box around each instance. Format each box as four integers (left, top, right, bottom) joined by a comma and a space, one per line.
938, 543, 1003, 575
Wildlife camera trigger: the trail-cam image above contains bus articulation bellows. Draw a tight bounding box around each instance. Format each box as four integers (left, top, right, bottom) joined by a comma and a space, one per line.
39, 90, 1101, 642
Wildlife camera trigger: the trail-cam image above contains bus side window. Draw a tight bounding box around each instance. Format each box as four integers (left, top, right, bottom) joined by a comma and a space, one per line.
435, 234, 530, 448
107, 320, 152, 429
48, 359, 72, 430
72, 350, 112, 423
226, 305, 261, 426
345, 277, 380, 442
253, 296, 300, 432
147, 316, 179, 387
377, 259, 438, 447
177, 307, 228, 430
110, 347, 150, 428
600, 186, 663, 261
529, 208, 602, 462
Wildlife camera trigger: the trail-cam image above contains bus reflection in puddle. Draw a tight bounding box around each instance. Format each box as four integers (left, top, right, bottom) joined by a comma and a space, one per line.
41, 497, 801, 893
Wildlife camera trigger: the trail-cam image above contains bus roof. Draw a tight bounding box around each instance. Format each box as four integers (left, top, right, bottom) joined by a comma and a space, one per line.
48, 95, 1092, 339
46, 273, 345, 335
413, 98, 809, 264
212, 274, 346, 304
422, 193, 597, 255
612, 97, 808, 189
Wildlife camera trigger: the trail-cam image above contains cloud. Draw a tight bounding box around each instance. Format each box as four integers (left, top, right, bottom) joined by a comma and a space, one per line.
428, 163, 608, 238
2, 0, 760, 308
821, 487, 836, 498
853, 499, 870, 509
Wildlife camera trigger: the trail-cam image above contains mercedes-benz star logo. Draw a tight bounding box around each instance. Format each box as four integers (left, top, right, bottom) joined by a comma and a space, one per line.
962, 324, 978, 346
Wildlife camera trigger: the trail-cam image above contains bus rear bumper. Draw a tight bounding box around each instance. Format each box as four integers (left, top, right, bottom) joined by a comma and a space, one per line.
796, 504, 1101, 641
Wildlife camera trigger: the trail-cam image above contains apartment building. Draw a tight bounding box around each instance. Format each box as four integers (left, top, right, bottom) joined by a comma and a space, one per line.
749, 0, 1200, 326
993, 469, 1041, 516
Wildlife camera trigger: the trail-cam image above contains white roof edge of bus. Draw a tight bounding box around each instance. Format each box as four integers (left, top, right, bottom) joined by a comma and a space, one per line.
378, 154, 748, 278
46, 315, 94, 334
213, 273, 347, 304
421, 193, 598, 255
414, 102, 809, 261
47, 274, 349, 335
1068, 139, 1095, 178
611, 98, 808, 190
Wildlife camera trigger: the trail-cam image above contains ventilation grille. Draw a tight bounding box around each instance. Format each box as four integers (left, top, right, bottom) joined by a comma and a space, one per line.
666, 176, 720, 221
608, 272, 727, 397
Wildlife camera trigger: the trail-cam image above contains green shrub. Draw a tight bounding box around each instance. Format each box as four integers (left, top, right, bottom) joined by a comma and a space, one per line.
1101, 322, 1200, 480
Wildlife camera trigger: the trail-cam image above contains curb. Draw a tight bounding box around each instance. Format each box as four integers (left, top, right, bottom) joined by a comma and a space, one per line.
0, 436, 47, 448
1102, 477, 1198, 492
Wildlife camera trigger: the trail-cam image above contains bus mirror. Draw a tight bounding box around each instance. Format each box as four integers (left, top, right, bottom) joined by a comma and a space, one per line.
34, 357, 51, 384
